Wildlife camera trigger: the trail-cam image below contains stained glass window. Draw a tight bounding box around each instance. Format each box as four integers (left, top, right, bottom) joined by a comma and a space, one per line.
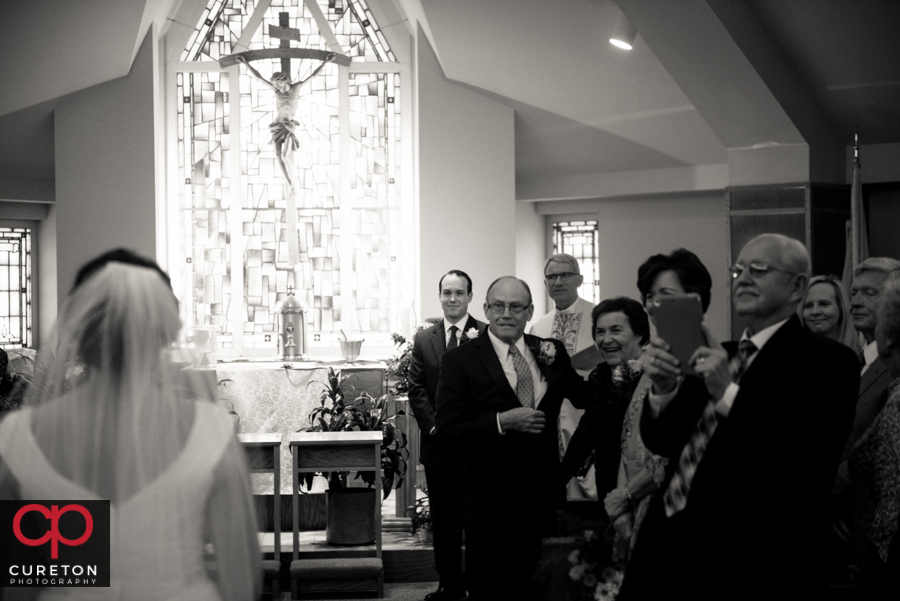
173, 0, 404, 355
553, 220, 600, 304
0, 228, 32, 349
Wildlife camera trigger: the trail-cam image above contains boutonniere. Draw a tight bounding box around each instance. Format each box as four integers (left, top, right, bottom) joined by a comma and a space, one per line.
539, 341, 557, 366
463, 327, 479, 342
611, 359, 644, 386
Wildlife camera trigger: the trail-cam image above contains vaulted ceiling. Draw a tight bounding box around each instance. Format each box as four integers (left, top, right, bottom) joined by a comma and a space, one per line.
1, 0, 899, 201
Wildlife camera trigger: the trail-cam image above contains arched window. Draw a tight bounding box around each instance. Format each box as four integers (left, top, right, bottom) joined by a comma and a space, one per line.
165, 0, 411, 357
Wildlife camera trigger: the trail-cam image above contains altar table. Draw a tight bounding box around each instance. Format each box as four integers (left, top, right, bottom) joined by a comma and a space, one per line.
215, 360, 387, 494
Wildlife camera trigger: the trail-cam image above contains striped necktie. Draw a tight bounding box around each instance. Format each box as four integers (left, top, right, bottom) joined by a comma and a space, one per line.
663, 399, 722, 517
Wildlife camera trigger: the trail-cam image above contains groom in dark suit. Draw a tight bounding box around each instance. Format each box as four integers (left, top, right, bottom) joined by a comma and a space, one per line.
408, 270, 486, 601
620, 234, 860, 600
435, 276, 591, 601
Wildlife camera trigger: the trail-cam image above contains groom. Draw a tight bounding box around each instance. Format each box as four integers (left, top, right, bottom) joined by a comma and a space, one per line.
435, 276, 591, 601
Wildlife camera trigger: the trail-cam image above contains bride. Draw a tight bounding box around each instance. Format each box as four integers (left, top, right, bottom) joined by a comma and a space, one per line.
0, 254, 260, 600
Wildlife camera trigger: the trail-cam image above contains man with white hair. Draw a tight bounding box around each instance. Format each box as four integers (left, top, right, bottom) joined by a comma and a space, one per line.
832, 256, 900, 579
620, 234, 859, 600
530, 253, 596, 498
840, 257, 900, 474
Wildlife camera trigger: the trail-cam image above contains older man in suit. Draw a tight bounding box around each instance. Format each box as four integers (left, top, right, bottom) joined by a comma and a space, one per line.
620, 234, 859, 600
435, 276, 590, 601
832, 257, 900, 576
408, 269, 485, 601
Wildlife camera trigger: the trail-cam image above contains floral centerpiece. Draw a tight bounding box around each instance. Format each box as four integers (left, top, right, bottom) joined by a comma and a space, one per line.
385, 317, 441, 395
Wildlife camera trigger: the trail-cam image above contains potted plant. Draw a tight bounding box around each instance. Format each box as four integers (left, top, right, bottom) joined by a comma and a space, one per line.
385, 318, 440, 395
0, 349, 31, 417
405, 484, 432, 543
300, 367, 409, 545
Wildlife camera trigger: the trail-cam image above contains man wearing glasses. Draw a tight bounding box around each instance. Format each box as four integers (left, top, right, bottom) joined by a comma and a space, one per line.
530, 254, 597, 499
619, 234, 859, 600
435, 276, 591, 601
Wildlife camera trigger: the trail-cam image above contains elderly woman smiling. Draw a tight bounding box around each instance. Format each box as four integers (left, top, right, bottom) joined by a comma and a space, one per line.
799, 274, 857, 348
559, 296, 650, 502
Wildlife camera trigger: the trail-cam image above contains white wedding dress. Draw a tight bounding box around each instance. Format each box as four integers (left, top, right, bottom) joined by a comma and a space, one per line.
0, 401, 235, 601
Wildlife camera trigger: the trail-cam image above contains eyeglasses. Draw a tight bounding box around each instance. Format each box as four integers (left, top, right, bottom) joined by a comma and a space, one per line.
730, 262, 796, 280
545, 272, 578, 283
487, 302, 529, 315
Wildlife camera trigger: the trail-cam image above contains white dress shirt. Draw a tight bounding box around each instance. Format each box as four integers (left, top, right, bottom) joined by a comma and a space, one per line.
443, 314, 471, 348
861, 340, 879, 375
487, 328, 548, 433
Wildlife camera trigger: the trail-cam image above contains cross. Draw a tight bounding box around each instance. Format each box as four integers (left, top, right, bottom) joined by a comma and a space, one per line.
276, 13, 293, 76
287, 285, 295, 296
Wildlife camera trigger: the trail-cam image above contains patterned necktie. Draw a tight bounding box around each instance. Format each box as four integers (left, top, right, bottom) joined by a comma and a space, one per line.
857, 347, 867, 370
731, 339, 759, 383
508, 344, 534, 409
663, 399, 722, 516
447, 325, 458, 350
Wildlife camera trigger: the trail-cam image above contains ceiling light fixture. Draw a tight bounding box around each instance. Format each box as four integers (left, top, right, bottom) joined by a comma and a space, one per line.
609, 14, 636, 50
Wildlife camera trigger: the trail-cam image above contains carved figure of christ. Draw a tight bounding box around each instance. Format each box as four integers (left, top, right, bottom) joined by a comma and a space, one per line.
236, 53, 334, 193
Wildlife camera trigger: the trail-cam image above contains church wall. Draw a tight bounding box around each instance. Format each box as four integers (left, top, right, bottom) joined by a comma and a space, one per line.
54, 31, 156, 303
543, 192, 729, 344
416, 26, 516, 324
515, 200, 547, 319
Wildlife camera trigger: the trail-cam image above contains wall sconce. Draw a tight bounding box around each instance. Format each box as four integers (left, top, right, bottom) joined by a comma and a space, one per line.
610, 14, 637, 50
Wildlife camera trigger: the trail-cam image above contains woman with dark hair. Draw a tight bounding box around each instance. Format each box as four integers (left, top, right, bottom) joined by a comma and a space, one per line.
605, 248, 713, 562
560, 297, 650, 502
637, 248, 713, 315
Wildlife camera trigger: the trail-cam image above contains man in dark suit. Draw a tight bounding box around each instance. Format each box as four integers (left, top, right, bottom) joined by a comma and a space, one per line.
408, 269, 486, 601
620, 234, 859, 600
435, 276, 591, 601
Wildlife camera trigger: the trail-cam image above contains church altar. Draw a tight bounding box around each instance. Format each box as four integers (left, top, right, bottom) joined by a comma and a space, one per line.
214, 360, 388, 495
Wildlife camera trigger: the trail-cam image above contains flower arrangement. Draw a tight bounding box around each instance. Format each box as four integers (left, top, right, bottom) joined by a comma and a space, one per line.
611, 359, 643, 387
302, 367, 409, 500
566, 529, 624, 601
385, 318, 441, 395
404, 483, 432, 535
0, 349, 31, 416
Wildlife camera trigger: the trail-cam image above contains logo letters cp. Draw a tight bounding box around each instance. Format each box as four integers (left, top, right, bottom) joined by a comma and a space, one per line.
13, 504, 94, 559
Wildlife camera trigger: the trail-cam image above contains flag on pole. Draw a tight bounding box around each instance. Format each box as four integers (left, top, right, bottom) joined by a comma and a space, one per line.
842, 133, 869, 292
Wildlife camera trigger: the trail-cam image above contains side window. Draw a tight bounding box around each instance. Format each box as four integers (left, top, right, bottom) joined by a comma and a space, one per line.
0, 226, 32, 349
551, 220, 599, 304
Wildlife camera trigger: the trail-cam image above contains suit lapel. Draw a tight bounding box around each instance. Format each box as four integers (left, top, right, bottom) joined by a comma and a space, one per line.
460, 316, 478, 342
524, 334, 554, 382
475, 334, 519, 404
430, 321, 446, 363
734, 316, 800, 387
860, 358, 888, 395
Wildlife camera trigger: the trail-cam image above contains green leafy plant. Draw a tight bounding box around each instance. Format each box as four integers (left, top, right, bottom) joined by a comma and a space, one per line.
0, 349, 31, 416
301, 367, 409, 500
404, 483, 432, 535
385, 318, 440, 395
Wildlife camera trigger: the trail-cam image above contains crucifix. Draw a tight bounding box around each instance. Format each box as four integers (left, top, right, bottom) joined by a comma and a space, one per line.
220, 13, 350, 265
